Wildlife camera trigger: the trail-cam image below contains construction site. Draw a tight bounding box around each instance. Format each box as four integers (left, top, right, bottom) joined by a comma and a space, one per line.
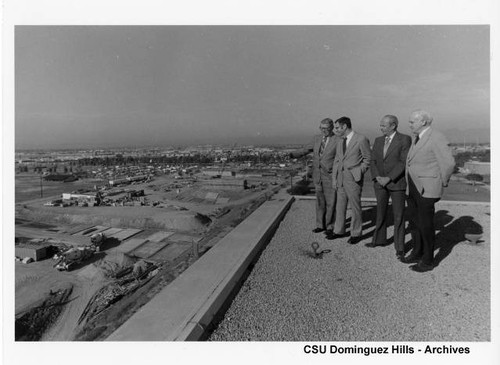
14, 169, 290, 341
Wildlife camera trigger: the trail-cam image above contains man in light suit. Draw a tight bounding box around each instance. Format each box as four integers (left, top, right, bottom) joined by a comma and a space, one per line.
290, 118, 339, 235
329, 116, 371, 244
403, 110, 455, 272
368, 115, 412, 261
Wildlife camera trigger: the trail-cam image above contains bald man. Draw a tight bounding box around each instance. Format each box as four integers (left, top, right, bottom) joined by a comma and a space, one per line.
403, 110, 455, 272
368, 115, 411, 261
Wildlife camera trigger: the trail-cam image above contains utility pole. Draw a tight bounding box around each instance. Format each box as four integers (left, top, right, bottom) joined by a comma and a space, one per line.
40, 175, 43, 198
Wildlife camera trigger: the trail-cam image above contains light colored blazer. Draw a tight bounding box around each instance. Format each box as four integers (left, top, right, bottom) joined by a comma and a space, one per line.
331, 132, 371, 188
291, 134, 339, 185
406, 127, 455, 198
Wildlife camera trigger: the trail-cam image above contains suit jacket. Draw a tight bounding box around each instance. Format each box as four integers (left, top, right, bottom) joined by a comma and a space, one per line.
406, 127, 455, 198
331, 132, 371, 188
370, 132, 412, 191
291, 134, 339, 185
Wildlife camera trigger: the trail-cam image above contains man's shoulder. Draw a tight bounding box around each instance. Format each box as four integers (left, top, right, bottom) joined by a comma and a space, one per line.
395, 132, 412, 143
396, 131, 411, 139
353, 131, 369, 141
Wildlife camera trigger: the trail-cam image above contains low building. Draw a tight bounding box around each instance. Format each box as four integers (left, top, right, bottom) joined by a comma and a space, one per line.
200, 179, 244, 190
62, 192, 98, 205
15, 242, 52, 261
464, 161, 490, 176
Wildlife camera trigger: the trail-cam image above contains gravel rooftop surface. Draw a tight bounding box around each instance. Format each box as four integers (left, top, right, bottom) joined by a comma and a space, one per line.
209, 199, 490, 341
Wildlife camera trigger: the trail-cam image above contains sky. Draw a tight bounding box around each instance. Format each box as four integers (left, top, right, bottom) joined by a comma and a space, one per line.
15, 25, 490, 149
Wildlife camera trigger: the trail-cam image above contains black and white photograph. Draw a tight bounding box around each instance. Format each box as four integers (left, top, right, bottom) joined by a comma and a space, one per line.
2, 1, 499, 365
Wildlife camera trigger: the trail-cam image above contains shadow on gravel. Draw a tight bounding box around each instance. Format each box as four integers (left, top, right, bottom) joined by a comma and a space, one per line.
433, 211, 484, 266
298, 246, 332, 259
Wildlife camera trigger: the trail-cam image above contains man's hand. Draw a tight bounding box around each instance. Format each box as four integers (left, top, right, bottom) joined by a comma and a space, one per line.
376, 176, 391, 187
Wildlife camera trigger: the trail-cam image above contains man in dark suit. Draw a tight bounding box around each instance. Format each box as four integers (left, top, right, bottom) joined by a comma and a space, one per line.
290, 118, 339, 235
329, 116, 371, 244
404, 110, 455, 272
368, 115, 411, 261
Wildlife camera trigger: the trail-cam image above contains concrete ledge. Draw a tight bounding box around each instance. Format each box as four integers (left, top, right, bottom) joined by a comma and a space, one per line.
106, 195, 294, 341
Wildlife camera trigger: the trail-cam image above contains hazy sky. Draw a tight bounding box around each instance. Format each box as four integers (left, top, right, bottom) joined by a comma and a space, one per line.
15, 25, 490, 149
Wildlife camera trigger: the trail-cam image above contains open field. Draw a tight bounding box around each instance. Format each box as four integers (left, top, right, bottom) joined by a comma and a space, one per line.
16, 174, 105, 203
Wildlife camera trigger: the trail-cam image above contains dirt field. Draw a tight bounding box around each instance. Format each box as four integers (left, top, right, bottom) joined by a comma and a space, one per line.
14, 172, 286, 341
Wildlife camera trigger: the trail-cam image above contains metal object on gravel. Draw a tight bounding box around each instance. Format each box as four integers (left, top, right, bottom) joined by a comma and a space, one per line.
311, 241, 331, 259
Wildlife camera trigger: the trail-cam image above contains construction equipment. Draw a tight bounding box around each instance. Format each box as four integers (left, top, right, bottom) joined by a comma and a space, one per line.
90, 232, 106, 251
53, 233, 106, 271
53, 246, 95, 271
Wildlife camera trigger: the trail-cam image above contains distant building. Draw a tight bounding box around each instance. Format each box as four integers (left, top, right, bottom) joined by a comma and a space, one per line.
202, 168, 235, 177
62, 192, 98, 205
200, 179, 244, 190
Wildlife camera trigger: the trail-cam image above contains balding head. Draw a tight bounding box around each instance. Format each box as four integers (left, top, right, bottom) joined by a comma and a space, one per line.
409, 109, 433, 135
380, 115, 398, 136
410, 110, 433, 124
382, 115, 399, 128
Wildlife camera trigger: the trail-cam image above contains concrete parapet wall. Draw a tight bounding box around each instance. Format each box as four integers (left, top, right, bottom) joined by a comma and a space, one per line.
106, 194, 294, 341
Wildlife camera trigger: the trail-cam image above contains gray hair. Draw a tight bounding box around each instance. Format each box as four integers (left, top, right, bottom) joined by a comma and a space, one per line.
411, 109, 433, 125
320, 118, 334, 127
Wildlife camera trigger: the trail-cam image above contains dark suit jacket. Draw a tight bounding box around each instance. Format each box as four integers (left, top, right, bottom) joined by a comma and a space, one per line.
291, 134, 339, 185
370, 132, 412, 191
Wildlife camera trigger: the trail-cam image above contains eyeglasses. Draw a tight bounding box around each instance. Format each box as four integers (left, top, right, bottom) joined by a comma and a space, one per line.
319, 127, 332, 131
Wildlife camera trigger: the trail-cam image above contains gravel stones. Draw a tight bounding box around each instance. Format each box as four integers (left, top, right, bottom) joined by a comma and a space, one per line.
209, 200, 490, 341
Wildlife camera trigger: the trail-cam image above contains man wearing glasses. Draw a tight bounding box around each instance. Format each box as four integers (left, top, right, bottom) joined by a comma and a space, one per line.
290, 118, 339, 235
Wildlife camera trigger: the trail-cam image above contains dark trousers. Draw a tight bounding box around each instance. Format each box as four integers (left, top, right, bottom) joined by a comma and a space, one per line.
372, 187, 406, 252
406, 177, 439, 265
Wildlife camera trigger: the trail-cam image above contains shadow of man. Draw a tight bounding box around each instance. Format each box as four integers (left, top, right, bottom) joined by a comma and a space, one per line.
433, 211, 483, 266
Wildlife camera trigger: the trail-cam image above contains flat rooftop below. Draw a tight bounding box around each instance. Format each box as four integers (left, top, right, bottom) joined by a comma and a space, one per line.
210, 199, 490, 341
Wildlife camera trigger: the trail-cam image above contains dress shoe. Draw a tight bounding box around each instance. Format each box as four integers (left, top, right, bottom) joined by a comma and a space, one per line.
401, 254, 422, 264
326, 232, 348, 240
312, 227, 325, 233
365, 242, 382, 248
396, 251, 405, 261
410, 262, 434, 272
324, 229, 333, 236
348, 236, 362, 245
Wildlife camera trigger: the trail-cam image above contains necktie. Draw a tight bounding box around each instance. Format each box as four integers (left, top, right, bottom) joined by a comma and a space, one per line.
415, 135, 420, 145
383, 136, 390, 157
342, 137, 347, 155
319, 136, 327, 155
